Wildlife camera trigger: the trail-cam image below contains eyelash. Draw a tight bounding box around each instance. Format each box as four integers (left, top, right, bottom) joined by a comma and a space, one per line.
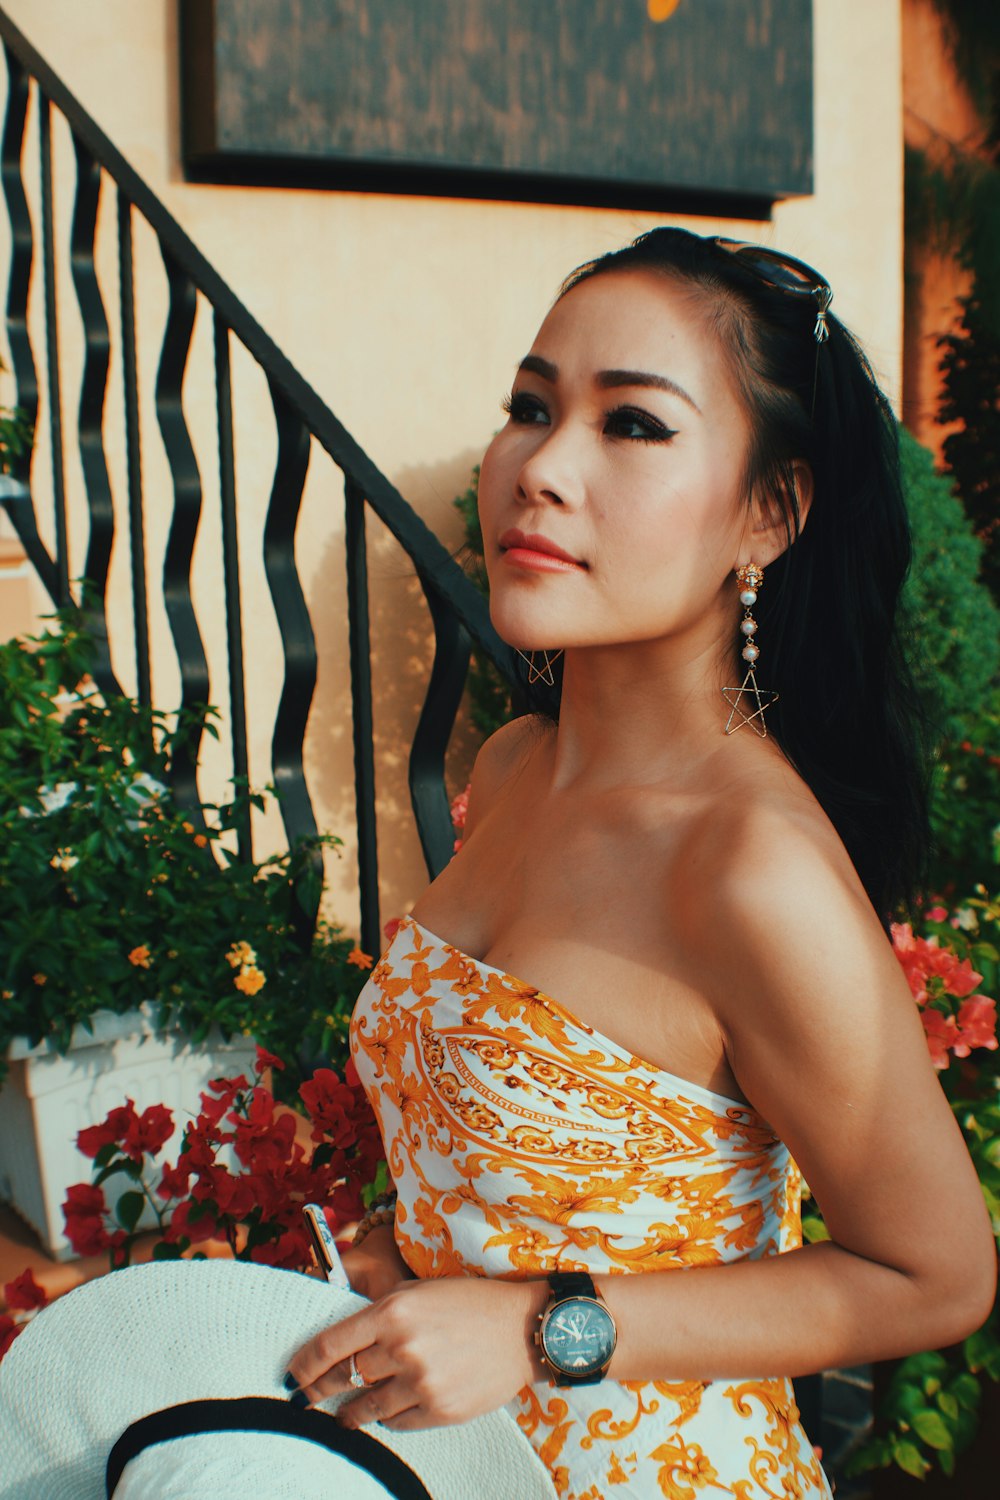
501, 391, 677, 445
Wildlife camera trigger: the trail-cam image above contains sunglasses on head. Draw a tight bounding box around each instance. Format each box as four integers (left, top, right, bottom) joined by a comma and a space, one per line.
712, 238, 833, 345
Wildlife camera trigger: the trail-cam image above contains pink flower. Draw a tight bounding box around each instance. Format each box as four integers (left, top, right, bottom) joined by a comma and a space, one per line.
954, 995, 999, 1057
919, 1008, 960, 1070
450, 785, 470, 832
924, 905, 948, 923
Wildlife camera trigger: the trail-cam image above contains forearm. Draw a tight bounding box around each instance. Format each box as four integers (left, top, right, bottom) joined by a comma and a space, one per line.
595, 1240, 994, 1383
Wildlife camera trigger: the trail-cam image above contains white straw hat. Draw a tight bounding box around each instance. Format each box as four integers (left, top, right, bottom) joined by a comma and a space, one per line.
0, 1259, 556, 1500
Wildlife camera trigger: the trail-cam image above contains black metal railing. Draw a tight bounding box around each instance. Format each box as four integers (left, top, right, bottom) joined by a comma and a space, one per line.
0, 7, 517, 956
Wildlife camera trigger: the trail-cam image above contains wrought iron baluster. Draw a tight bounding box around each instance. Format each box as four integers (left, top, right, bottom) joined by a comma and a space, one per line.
38, 92, 69, 606
410, 582, 472, 880
214, 311, 250, 861
117, 188, 151, 709
155, 244, 209, 810
69, 134, 117, 693
262, 379, 319, 911
0, 51, 58, 599
344, 477, 380, 958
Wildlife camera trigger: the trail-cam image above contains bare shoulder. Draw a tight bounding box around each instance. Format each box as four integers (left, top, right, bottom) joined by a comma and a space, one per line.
672, 766, 900, 1024
462, 714, 552, 840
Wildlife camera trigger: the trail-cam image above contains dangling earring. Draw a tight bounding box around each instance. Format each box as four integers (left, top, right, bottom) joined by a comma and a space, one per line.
515, 649, 564, 687
721, 563, 779, 738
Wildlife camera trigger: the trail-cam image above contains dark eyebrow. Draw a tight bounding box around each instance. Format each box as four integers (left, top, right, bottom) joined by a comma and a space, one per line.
516, 355, 700, 414
597, 368, 701, 413
517, 354, 559, 382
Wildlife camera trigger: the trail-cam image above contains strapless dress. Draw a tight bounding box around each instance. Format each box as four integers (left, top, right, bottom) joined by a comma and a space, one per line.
350, 915, 832, 1500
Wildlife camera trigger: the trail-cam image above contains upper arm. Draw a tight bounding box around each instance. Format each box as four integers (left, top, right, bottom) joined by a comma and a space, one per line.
687, 810, 994, 1302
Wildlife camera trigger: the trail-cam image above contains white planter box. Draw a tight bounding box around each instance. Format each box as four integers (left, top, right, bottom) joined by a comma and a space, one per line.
0, 1007, 256, 1260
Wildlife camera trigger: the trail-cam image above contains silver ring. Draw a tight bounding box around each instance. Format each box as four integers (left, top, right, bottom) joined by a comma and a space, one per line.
348, 1353, 366, 1390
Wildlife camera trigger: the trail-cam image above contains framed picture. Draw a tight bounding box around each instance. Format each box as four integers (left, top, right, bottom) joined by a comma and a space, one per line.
181, 0, 813, 213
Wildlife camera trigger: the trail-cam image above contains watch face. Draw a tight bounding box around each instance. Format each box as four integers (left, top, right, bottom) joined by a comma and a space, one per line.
541, 1296, 617, 1377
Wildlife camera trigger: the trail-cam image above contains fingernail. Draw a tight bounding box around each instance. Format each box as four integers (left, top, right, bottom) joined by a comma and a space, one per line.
283, 1372, 300, 1394
289, 1389, 310, 1410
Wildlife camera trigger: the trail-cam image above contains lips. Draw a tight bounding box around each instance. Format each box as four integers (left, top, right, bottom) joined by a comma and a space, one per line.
498, 529, 587, 568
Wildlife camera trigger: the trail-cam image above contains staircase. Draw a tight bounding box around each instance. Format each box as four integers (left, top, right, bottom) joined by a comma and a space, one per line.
0, 6, 517, 958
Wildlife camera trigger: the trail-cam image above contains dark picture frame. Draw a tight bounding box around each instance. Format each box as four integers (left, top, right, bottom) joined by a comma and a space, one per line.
181, 0, 814, 216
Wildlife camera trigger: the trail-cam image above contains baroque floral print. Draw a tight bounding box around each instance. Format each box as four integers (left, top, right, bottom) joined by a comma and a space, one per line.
351, 917, 831, 1499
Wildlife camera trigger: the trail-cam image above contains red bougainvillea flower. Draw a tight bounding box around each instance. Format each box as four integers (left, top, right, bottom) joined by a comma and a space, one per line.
255, 1045, 285, 1073
62, 1182, 112, 1257
919, 1008, 961, 1071
0, 1315, 19, 1359
166, 1198, 220, 1245
955, 995, 999, 1057
891, 924, 985, 1002
383, 916, 401, 943
157, 1160, 192, 1201
76, 1101, 141, 1159
3, 1268, 48, 1312
300, 1068, 361, 1142
123, 1103, 175, 1158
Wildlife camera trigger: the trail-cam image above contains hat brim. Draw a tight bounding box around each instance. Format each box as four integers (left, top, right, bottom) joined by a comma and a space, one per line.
0, 1259, 555, 1500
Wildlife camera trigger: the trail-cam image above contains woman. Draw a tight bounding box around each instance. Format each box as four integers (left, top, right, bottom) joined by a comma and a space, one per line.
287, 229, 997, 1499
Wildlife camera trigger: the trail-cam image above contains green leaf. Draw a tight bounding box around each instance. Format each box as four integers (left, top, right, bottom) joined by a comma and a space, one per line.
801, 1214, 830, 1244
151, 1241, 183, 1260
912, 1409, 954, 1450
115, 1190, 146, 1233
893, 1440, 931, 1478
937, 1391, 959, 1421
938, 1447, 956, 1477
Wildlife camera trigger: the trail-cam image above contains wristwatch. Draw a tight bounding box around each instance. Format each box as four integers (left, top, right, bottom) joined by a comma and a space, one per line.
534, 1271, 618, 1386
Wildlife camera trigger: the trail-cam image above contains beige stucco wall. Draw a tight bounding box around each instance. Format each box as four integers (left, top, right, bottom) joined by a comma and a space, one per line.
0, 0, 903, 935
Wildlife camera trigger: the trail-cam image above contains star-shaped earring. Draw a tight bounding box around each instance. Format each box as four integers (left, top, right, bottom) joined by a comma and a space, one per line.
722, 668, 779, 738
515, 649, 564, 687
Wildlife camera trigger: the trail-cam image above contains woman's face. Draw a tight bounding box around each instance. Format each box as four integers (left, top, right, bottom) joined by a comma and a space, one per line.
478, 268, 755, 664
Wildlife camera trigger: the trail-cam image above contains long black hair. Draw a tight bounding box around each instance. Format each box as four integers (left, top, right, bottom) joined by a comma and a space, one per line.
515, 227, 930, 921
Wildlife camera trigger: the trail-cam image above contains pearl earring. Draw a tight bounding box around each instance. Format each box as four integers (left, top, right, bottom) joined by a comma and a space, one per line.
721, 563, 779, 738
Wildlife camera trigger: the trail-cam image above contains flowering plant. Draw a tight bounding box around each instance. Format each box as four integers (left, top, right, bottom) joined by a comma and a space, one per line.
0, 615, 373, 1091
0, 1268, 49, 1360
61, 1046, 382, 1270
833, 891, 1000, 1483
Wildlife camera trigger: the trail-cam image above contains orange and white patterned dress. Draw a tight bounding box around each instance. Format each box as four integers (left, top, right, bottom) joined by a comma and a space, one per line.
350, 916, 832, 1500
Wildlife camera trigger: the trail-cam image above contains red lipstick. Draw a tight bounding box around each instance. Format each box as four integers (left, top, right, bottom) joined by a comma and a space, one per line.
498, 529, 587, 573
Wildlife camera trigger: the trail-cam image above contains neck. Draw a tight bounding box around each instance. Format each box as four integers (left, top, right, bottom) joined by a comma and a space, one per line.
546, 631, 766, 791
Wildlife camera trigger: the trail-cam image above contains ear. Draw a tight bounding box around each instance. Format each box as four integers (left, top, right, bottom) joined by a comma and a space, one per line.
746, 460, 814, 568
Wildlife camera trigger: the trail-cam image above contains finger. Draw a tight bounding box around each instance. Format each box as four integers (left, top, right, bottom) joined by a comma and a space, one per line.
305, 1344, 393, 1405
286, 1306, 377, 1393
337, 1377, 417, 1430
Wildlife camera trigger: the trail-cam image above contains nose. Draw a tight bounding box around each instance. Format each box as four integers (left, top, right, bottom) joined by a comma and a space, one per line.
514, 422, 582, 511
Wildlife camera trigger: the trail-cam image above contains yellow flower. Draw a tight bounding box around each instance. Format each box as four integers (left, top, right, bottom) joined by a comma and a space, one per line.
226, 941, 257, 970
182, 821, 195, 835
193, 833, 208, 848
50, 848, 79, 872
234, 964, 266, 996
33, 973, 47, 986
347, 947, 373, 970
128, 946, 152, 968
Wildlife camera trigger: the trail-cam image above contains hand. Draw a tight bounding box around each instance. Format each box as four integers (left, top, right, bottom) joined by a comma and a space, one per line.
286, 1274, 549, 1430
340, 1223, 413, 1302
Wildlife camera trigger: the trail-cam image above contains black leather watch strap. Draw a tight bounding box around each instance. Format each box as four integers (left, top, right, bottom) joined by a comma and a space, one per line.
547, 1270, 597, 1301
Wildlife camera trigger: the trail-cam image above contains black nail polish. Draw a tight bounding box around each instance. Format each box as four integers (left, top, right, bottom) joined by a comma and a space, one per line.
289, 1389, 309, 1411
283, 1371, 300, 1394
